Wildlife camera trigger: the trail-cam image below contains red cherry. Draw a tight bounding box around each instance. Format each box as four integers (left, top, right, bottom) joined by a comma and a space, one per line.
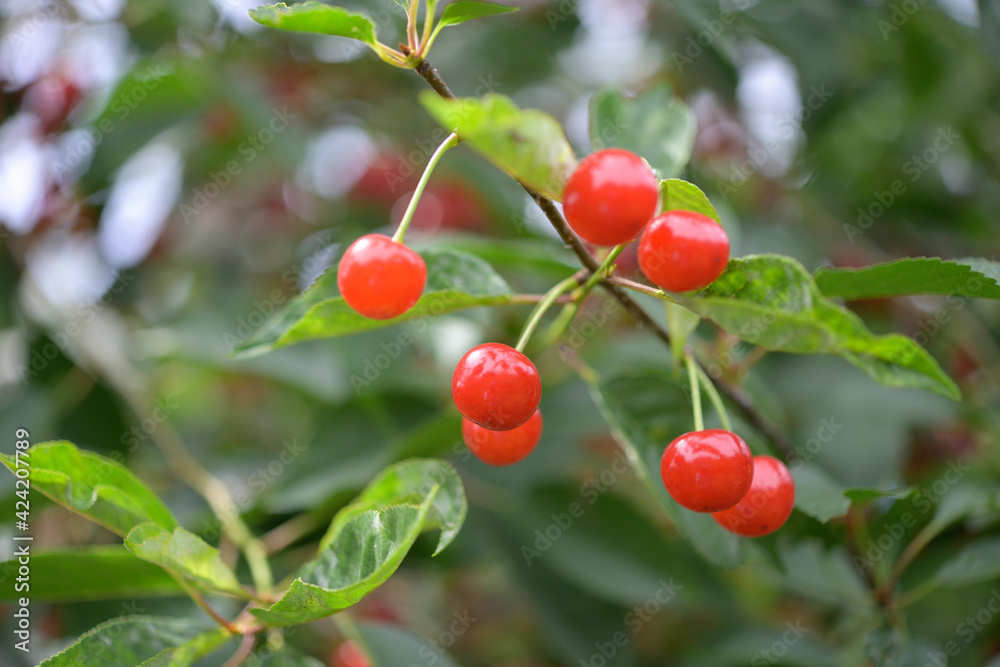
713, 455, 795, 537
463, 408, 543, 465
337, 234, 426, 320
563, 149, 659, 246
452, 343, 541, 431
638, 210, 730, 292
660, 429, 754, 513
332, 640, 371, 667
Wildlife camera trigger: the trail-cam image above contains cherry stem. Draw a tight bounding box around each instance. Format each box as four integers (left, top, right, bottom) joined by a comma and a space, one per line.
686, 353, 704, 432
516, 274, 583, 353
541, 245, 626, 346
694, 363, 732, 431
392, 131, 459, 244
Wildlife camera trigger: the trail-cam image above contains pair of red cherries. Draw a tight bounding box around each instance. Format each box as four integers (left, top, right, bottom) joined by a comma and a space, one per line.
662, 430, 795, 537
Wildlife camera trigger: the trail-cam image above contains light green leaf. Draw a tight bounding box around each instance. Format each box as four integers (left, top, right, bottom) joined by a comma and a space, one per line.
38, 616, 222, 667
589, 84, 697, 178
660, 178, 721, 222
249, 2, 377, 45
674, 255, 960, 400
814, 256, 1000, 301
0, 546, 185, 601
250, 493, 438, 625
791, 464, 850, 523
139, 627, 233, 667
585, 369, 748, 568
665, 302, 701, 365
0, 441, 176, 536
319, 459, 467, 556
232, 248, 513, 358
249, 647, 326, 667
934, 537, 1000, 588
438, 1, 518, 28
420, 92, 577, 201
124, 523, 246, 597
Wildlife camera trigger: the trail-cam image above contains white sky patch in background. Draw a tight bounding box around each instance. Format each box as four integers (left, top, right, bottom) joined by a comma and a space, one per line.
0, 14, 63, 88
68, 0, 124, 22
736, 42, 802, 178
212, 0, 263, 34
63, 21, 130, 91
0, 114, 47, 234
936, 0, 979, 27
559, 0, 660, 86
25, 231, 118, 310
298, 126, 376, 200
98, 141, 184, 268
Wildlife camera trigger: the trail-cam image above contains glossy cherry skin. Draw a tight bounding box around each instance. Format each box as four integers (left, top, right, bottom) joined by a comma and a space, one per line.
713, 456, 795, 537
463, 408, 543, 466
452, 343, 541, 431
638, 210, 730, 292
563, 148, 660, 246
660, 429, 754, 513
337, 234, 426, 320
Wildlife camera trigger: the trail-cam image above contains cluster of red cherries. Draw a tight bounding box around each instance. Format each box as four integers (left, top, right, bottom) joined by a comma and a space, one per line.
335, 147, 794, 536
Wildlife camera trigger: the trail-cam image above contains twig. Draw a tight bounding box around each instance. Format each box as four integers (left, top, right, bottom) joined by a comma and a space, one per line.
222, 633, 257, 667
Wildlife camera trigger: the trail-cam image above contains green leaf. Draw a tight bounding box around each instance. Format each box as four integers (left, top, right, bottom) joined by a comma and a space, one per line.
814, 256, 1000, 301
0, 546, 184, 601
250, 493, 438, 625
934, 537, 1000, 588
139, 627, 232, 667
357, 622, 463, 667
250, 647, 326, 667
38, 616, 222, 667
232, 248, 513, 358
438, 0, 518, 28
665, 301, 701, 365
124, 523, 246, 597
585, 369, 748, 568
675, 255, 960, 400
249, 2, 377, 45
791, 464, 850, 523
319, 459, 467, 556
0, 441, 176, 536
660, 178, 721, 222
589, 84, 697, 178
420, 92, 577, 201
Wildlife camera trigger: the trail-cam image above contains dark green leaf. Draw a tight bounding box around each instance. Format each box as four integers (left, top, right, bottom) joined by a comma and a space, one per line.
249, 2, 377, 45
675, 255, 960, 400
934, 537, 1000, 587
319, 459, 467, 556
660, 178, 721, 222
844, 487, 912, 504
0, 546, 184, 601
814, 257, 1000, 301
420, 92, 577, 201
38, 616, 222, 667
138, 627, 232, 667
0, 441, 176, 536
791, 464, 850, 523
249, 647, 326, 667
124, 523, 246, 597
589, 84, 697, 178
250, 492, 440, 625
232, 248, 512, 358
586, 369, 748, 568
356, 622, 462, 667
438, 1, 518, 28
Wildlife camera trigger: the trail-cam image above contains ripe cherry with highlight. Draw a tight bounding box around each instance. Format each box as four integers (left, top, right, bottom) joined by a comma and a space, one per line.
660, 429, 754, 513
713, 455, 795, 537
337, 234, 426, 320
563, 148, 660, 247
638, 210, 730, 292
452, 343, 541, 431
463, 408, 543, 466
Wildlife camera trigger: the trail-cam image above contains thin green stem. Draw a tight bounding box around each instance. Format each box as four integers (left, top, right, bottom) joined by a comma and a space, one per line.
686, 354, 704, 432
405, 0, 419, 52
179, 579, 239, 633
603, 275, 677, 302
420, 0, 436, 55
516, 275, 582, 353
392, 131, 459, 244
540, 246, 626, 346
695, 364, 732, 431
